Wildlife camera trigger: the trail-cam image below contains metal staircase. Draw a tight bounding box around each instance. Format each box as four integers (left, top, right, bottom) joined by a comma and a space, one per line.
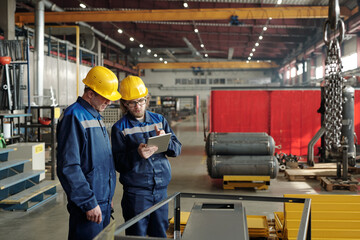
0, 148, 58, 211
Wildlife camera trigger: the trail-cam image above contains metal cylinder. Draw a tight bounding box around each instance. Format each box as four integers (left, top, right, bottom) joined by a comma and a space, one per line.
207, 155, 279, 179
35, 0, 44, 106
341, 85, 356, 166
206, 132, 275, 156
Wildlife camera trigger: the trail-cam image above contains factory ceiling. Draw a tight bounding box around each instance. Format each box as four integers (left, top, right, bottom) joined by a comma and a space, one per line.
14, 0, 360, 71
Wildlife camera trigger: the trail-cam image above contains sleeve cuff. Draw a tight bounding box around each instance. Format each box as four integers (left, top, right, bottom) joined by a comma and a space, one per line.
80, 198, 98, 212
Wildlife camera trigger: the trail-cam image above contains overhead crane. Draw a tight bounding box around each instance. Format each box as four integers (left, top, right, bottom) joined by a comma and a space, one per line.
15, 6, 352, 23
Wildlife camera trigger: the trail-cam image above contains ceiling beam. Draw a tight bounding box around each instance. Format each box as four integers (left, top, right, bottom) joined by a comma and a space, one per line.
103, 59, 138, 75
15, 6, 352, 24
135, 61, 279, 70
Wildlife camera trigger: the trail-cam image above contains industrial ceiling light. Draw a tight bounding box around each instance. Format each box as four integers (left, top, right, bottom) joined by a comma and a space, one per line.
252, 48, 256, 52
205, 54, 208, 57
164, 61, 168, 64
117, 29, 123, 34
263, 27, 267, 31
255, 42, 259, 47
154, 54, 158, 57
129, 37, 134, 41
194, 29, 199, 33
259, 36, 263, 40
248, 57, 251, 60
201, 44, 204, 48
250, 53, 253, 56
139, 44, 144, 48
159, 57, 163, 61
183, 2, 189, 8
79, 3, 86, 8
277, 0, 282, 4
147, 49, 151, 53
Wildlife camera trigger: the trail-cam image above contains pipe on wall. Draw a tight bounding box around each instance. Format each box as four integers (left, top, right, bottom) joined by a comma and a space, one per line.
42, 0, 125, 50
35, 0, 44, 105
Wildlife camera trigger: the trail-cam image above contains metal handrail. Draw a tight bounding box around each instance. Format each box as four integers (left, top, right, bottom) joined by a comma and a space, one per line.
104, 192, 311, 240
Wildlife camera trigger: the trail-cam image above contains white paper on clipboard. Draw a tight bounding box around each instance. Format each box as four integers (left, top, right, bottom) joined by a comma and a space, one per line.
147, 133, 172, 154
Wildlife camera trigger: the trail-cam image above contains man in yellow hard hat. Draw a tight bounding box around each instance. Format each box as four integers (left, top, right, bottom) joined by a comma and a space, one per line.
57, 66, 121, 240
111, 75, 182, 238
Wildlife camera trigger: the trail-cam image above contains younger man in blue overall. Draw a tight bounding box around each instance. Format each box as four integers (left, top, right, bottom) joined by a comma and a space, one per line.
111, 76, 182, 237
57, 66, 121, 240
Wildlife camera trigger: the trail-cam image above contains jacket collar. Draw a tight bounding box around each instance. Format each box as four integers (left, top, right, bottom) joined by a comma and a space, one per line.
77, 97, 101, 119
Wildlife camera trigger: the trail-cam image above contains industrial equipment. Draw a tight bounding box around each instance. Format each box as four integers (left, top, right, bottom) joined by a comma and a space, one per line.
206, 132, 278, 179
206, 132, 275, 156
95, 192, 312, 240
307, 0, 359, 189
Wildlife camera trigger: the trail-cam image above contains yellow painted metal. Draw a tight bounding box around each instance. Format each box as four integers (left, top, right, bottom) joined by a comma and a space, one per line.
169, 212, 190, 225
286, 219, 360, 229
285, 202, 360, 211
15, 7, 352, 24
284, 194, 360, 239
224, 175, 270, 181
54, 107, 61, 119
285, 210, 360, 220
274, 212, 285, 239
287, 229, 360, 239
247, 215, 269, 238
223, 175, 270, 190
136, 61, 278, 70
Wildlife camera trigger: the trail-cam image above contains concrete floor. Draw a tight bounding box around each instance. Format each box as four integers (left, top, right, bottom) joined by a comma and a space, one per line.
0, 114, 358, 239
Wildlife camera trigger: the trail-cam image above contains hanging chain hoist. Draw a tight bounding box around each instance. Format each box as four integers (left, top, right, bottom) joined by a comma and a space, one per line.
323, 0, 345, 152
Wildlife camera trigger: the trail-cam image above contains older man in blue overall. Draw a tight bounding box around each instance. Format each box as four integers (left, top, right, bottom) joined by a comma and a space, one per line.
57, 66, 121, 240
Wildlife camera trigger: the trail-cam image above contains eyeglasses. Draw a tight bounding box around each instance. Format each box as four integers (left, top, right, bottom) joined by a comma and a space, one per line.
126, 98, 147, 107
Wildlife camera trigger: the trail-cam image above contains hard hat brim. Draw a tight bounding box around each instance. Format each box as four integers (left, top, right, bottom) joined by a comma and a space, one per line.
105, 91, 122, 101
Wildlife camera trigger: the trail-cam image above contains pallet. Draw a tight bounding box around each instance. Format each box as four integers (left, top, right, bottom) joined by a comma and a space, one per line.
223, 175, 270, 190
284, 169, 336, 181
309, 163, 360, 174
320, 176, 359, 192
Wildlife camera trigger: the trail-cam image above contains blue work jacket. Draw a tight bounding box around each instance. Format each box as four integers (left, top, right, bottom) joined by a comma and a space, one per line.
111, 111, 182, 194
57, 97, 116, 212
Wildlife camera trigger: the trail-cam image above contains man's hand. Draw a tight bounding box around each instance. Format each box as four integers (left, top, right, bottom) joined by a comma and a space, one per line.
155, 125, 165, 136
138, 143, 158, 159
86, 205, 102, 224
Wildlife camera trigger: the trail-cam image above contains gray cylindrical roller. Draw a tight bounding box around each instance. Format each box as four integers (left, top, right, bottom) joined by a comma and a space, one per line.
207, 155, 279, 179
341, 86, 356, 166
206, 132, 275, 156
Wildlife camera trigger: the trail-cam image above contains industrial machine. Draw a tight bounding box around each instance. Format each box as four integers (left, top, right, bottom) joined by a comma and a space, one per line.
206, 132, 279, 179
95, 192, 311, 240
307, 0, 359, 187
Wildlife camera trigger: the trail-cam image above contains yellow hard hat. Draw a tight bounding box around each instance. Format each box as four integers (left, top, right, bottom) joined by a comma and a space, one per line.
82, 66, 122, 101
120, 75, 148, 100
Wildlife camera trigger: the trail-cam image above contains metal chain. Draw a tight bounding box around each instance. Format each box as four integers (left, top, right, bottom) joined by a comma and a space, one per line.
323, 39, 343, 151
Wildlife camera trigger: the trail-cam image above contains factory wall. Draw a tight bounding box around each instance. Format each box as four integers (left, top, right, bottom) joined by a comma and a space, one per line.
141, 68, 273, 107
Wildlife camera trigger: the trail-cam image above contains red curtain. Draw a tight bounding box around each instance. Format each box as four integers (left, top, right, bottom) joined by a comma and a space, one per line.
209, 90, 340, 156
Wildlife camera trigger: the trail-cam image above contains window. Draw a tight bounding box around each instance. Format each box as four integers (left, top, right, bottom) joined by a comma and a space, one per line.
342, 53, 357, 72
315, 66, 323, 79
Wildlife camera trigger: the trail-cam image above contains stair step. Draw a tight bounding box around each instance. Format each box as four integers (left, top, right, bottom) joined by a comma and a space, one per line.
0, 159, 31, 171
0, 180, 59, 204
0, 159, 31, 180
0, 170, 44, 191
0, 148, 16, 161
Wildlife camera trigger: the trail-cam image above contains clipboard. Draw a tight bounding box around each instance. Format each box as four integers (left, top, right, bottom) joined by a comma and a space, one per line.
147, 133, 172, 154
